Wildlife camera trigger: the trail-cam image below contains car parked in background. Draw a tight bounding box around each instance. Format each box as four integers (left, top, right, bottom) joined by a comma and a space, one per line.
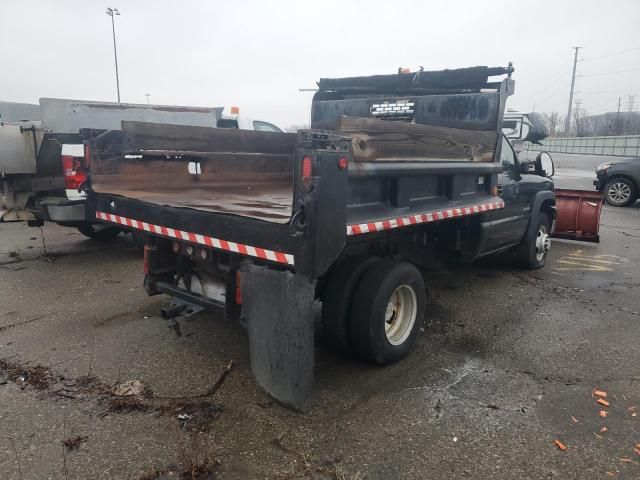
595, 157, 640, 206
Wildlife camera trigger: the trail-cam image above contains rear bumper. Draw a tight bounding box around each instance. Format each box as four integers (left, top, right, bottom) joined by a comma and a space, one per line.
37, 197, 86, 222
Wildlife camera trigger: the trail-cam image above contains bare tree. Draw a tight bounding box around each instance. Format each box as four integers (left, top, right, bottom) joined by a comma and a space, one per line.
573, 106, 593, 137
544, 112, 559, 137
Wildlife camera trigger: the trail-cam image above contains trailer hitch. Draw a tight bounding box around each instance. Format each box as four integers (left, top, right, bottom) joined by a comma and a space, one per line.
160, 297, 205, 337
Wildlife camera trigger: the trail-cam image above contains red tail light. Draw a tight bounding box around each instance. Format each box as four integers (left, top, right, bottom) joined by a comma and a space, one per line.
62, 155, 88, 190
301, 155, 313, 191
302, 155, 313, 179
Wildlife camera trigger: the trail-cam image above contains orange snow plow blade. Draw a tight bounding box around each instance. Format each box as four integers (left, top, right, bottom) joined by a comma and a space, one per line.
552, 189, 604, 243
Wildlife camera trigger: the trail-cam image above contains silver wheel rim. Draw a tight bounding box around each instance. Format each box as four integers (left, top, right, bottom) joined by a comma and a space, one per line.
535, 225, 551, 262
608, 182, 631, 204
384, 285, 417, 346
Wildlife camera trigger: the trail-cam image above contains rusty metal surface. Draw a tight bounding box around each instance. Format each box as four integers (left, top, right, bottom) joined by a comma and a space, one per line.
338, 116, 498, 162
90, 124, 296, 224
552, 188, 604, 243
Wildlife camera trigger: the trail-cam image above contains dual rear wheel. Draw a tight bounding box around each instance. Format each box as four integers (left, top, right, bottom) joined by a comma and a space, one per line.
321, 258, 426, 365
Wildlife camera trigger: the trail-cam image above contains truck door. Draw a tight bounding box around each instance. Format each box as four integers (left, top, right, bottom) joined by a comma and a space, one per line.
486, 136, 530, 250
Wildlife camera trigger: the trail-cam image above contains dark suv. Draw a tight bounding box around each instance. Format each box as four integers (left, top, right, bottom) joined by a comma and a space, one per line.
595, 158, 640, 207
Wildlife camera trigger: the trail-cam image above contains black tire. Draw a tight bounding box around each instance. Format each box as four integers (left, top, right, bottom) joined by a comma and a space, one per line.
321, 256, 382, 353
604, 177, 637, 207
515, 214, 551, 269
349, 260, 426, 365
77, 223, 121, 240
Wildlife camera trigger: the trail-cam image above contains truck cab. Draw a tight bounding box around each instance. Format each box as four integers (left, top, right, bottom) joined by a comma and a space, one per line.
483, 135, 555, 267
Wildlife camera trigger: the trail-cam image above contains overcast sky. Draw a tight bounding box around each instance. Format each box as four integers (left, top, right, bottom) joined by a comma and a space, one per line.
1, 0, 639, 126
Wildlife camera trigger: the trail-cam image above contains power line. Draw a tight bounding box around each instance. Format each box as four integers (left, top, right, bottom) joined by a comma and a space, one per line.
578, 88, 640, 95
581, 46, 640, 62
581, 66, 640, 77
528, 71, 572, 98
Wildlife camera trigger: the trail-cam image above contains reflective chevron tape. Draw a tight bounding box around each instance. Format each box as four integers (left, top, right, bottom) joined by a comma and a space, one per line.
346, 200, 505, 236
95, 211, 295, 266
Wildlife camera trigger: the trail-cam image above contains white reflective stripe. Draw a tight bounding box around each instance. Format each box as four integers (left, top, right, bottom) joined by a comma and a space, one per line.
142, 222, 150, 231
228, 242, 239, 253
265, 250, 277, 261
130, 219, 139, 229
195, 234, 205, 244
389, 219, 398, 228
284, 254, 295, 265
166, 228, 176, 237
211, 238, 221, 249
245, 245, 257, 257
346, 226, 353, 235
447, 210, 453, 216
360, 224, 370, 233
179, 231, 190, 240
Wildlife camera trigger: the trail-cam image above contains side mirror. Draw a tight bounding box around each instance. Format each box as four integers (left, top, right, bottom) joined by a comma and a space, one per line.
536, 151, 554, 178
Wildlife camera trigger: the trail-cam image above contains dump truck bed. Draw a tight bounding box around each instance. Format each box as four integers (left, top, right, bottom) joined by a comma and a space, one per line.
87, 65, 514, 277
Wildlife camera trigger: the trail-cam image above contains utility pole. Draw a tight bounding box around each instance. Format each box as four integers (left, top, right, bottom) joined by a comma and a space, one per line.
145, 93, 151, 104
106, 7, 121, 103
564, 46, 582, 135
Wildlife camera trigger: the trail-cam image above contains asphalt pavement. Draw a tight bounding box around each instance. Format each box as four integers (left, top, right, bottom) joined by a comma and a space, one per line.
1, 162, 639, 479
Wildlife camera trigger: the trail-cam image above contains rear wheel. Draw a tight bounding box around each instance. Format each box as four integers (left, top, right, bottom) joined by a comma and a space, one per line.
348, 260, 425, 365
515, 214, 551, 269
77, 223, 121, 240
321, 256, 382, 353
604, 177, 637, 207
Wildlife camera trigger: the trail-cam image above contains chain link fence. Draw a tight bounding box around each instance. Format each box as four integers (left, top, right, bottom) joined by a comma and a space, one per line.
525, 135, 640, 157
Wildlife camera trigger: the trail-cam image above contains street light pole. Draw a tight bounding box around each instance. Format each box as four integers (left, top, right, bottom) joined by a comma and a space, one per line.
106, 7, 121, 103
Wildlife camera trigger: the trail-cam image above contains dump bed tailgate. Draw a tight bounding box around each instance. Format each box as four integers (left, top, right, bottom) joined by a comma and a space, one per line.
89, 121, 296, 224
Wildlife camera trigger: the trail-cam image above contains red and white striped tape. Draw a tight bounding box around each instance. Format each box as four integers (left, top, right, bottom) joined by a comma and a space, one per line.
95, 211, 295, 266
346, 200, 505, 236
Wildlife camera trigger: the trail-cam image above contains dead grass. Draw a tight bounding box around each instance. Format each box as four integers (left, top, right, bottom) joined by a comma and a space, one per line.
138, 434, 219, 480
0, 359, 57, 390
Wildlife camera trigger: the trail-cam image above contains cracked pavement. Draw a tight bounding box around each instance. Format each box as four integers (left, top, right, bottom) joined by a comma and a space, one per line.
1, 170, 639, 478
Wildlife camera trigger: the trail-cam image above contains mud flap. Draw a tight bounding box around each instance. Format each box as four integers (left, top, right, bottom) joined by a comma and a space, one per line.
241, 264, 316, 411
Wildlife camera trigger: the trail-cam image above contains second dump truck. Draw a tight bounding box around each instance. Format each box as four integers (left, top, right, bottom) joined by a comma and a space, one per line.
85, 64, 556, 409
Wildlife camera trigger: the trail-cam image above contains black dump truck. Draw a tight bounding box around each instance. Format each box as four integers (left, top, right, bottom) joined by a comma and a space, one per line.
85, 64, 556, 410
